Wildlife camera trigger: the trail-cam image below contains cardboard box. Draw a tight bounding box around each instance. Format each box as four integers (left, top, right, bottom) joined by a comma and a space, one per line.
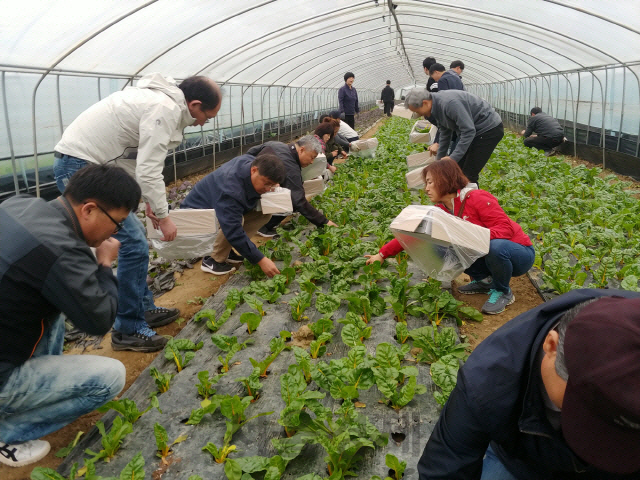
409, 120, 438, 144
390, 205, 490, 280
406, 168, 426, 189
303, 176, 325, 198
146, 208, 217, 239
406, 151, 436, 171
302, 154, 328, 181
258, 187, 293, 214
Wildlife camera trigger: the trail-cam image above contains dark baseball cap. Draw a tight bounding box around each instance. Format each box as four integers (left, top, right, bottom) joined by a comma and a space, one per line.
561, 296, 640, 474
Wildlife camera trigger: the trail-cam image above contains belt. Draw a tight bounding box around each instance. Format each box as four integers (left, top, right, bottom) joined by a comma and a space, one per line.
54, 151, 63, 158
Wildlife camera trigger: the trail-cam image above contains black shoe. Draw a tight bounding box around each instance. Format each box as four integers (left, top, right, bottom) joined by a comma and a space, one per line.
257, 226, 278, 238
544, 149, 556, 157
111, 326, 168, 352
201, 256, 236, 275
226, 251, 245, 264
145, 307, 180, 327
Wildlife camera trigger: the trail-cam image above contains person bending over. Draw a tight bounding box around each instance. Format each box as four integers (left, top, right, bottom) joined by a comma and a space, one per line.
314, 122, 340, 173
0, 165, 140, 467
181, 153, 286, 277
366, 160, 534, 315
522, 107, 565, 156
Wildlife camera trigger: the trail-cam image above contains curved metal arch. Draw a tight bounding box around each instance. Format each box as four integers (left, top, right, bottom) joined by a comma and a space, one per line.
128, 0, 277, 80
410, 1, 624, 67
30, 0, 157, 196
542, 0, 640, 37
194, 1, 375, 77
397, 10, 587, 74
387, 0, 416, 83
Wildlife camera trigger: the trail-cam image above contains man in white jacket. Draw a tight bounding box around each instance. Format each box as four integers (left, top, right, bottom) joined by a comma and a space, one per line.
53, 73, 221, 351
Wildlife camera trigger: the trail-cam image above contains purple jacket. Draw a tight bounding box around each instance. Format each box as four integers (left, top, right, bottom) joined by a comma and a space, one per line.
338, 84, 359, 115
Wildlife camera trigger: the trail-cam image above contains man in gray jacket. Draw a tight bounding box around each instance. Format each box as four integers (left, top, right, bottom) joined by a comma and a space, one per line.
53, 73, 221, 351
522, 107, 565, 156
0, 165, 139, 467
405, 88, 504, 184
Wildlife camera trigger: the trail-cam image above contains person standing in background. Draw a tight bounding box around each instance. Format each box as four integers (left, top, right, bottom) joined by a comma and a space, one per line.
338, 72, 359, 129
423, 56, 438, 92
381, 80, 395, 117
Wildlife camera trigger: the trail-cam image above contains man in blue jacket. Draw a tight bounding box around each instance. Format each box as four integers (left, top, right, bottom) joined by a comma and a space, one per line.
181, 153, 286, 277
338, 72, 359, 129
0, 165, 139, 467
418, 289, 640, 479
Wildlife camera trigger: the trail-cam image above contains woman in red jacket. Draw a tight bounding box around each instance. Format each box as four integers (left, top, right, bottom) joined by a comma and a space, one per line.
366, 159, 534, 315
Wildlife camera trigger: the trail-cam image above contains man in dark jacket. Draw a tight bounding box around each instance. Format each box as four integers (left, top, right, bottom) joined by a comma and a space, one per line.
423, 57, 438, 92
247, 136, 337, 237
181, 153, 286, 277
418, 289, 640, 479
404, 88, 503, 184
522, 107, 565, 156
338, 71, 359, 129
381, 80, 395, 117
0, 165, 139, 467
427, 63, 465, 156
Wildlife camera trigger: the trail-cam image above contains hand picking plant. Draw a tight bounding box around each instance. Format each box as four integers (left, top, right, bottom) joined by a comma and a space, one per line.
154, 422, 187, 465
409, 323, 469, 364
150, 367, 174, 394
97, 396, 162, 424
164, 338, 204, 372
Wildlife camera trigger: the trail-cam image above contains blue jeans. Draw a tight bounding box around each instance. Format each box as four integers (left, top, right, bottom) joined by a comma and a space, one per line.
54, 155, 156, 334
465, 239, 535, 293
0, 315, 125, 443
481, 444, 518, 480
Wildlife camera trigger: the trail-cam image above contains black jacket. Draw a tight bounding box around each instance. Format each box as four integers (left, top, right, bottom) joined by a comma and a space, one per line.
381, 85, 395, 102
246, 142, 328, 227
181, 155, 265, 263
524, 112, 565, 140
418, 289, 640, 480
0, 195, 118, 389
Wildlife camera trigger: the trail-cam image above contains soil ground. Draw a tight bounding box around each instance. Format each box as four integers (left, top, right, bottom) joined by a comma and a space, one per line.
5, 118, 638, 479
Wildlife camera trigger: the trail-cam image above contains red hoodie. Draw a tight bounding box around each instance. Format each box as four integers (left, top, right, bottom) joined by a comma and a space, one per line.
379, 188, 532, 259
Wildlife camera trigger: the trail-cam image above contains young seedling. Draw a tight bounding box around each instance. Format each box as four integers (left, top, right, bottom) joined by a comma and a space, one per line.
289, 292, 312, 321
154, 423, 187, 465
97, 396, 162, 424
150, 367, 174, 394
243, 293, 266, 316
249, 333, 291, 377
54, 431, 84, 459
164, 338, 204, 372
196, 370, 223, 403
309, 332, 333, 359
235, 366, 263, 400
187, 296, 207, 305
192, 308, 233, 333
338, 312, 372, 347
31, 453, 146, 480
84, 416, 133, 463
373, 343, 427, 410
239, 311, 262, 334
212, 334, 254, 373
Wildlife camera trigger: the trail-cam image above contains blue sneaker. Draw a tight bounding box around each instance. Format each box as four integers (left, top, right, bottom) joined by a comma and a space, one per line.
458, 277, 492, 295
481, 289, 515, 315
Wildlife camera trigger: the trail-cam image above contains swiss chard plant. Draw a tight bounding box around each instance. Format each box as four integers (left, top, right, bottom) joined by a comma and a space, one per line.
338, 312, 372, 347
154, 422, 187, 465
290, 292, 313, 321
373, 342, 426, 409
240, 311, 262, 334
97, 396, 161, 424
164, 338, 204, 372
196, 370, 223, 403
249, 333, 291, 377
211, 334, 254, 373
84, 416, 133, 463
312, 346, 375, 401
309, 332, 333, 359
235, 366, 263, 401
409, 323, 469, 364
150, 367, 173, 394
431, 354, 461, 406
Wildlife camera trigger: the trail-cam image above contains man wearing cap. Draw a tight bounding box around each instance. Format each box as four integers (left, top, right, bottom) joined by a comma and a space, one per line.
417, 288, 640, 479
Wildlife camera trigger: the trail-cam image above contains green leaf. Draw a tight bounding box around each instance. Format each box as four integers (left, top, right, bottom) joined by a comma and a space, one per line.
458, 306, 483, 322
154, 422, 168, 453
29, 468, 66, 480
385, 453, 407, 480
240, 312, 263, 334
119, 452, 145, 480
315, 293, 341, 314
225, 458, 243, 480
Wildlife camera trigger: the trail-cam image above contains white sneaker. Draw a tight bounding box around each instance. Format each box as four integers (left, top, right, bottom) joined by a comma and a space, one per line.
0, 439, 51, 467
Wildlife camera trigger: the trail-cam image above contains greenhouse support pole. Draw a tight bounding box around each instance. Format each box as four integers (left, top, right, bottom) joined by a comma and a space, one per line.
586, 74, 594, 147
2, 71, 21, 195
229, 86, 234, 149
616, 67, 626, 153
575, 73, 581, 158
97, 77, 102, 100
261, 86, 268, 144
240, 85, 246, 155
56, 75, 63, 137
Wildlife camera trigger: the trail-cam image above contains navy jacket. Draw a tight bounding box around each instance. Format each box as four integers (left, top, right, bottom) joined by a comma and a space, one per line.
437, 69, 464, 91
338, 84, 359, 115
418, 289, 640, 480
0, 196, 118, 389
246, 142, 328, 227
181, 155, 264, 264
525, 112, 564, 140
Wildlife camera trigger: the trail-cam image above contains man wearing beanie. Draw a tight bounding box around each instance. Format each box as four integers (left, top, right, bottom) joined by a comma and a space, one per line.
417, 288, 640, 479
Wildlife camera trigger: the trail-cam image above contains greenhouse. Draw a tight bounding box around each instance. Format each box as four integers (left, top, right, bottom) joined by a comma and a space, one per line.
1, 2, 640, 480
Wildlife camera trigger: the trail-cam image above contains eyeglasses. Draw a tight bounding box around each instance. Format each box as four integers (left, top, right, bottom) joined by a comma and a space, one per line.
93, 203, 124, 233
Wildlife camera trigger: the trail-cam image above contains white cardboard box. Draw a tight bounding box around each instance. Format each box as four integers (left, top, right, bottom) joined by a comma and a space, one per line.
146, 208, 217, 239
409, 120, 438, 144
406, 168, 426, 189
390, 205, 490, 280
303, 176, 325, 198
406, 151, 436, 170
258, 188, 293, 214
302, 154, 328, 181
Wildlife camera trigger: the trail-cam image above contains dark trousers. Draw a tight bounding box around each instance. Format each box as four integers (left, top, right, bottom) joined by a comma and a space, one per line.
263, 215, 286, 231
523, 135, 563, 151
457, 123, 504, 184
383, 102, 394, 116
344, 114, 355, 129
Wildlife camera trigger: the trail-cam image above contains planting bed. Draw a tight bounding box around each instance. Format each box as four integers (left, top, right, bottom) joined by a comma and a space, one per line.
54, 118, 479, 480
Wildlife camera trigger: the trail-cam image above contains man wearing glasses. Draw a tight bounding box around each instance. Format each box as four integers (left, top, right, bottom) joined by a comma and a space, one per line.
52, 73, 222, 352
0, 165, 140, 467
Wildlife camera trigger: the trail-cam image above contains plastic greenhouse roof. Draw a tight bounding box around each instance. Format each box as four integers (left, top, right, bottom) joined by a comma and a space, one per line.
2, 0, 639, 90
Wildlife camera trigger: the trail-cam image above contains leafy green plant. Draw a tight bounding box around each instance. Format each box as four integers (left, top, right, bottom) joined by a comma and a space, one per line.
97, 396, 161, 424
312, 346, 375, 401
338, 312, 372, 347
308, 316, 334, 338
154, 423, 187, 465
293, 346, 313, 383
290, 292, 312, 321
150, 367, 173, 394
187, 296, 207, 305
240, 311, 262, 334
235, 366, 263, 400
344, 290, 385, 324
85, 416, 133, 462
192, 308, 233, 333
164, 338, 204, 372
309, 332, 333, 359
196, 370, 223, 402
250, 333, 291, 377
54, 431, 84, 459
385, 276, 411, 322
31, 452, 145, 480
373, 343, 426, 409
395, 323, 410, 344
212, 334, 254, 373
243, 293, 266, 316
409, 323, 469, 364
431, 354, 461, 406
315, 293, 341, 314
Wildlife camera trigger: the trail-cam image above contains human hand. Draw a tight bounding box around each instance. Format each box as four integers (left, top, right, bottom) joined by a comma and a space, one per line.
331, 150, 338, 157
428, 143, 439, 155
340, 152, 348, 159
326, 220, 338, 227
328, 165, 337, 173
364, 253, 384, 265
158, 216, 177, 241
258, 257, 280, 278
146, 202, 160, 229
95, 237, 121, 267
520, 129, 525, 135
